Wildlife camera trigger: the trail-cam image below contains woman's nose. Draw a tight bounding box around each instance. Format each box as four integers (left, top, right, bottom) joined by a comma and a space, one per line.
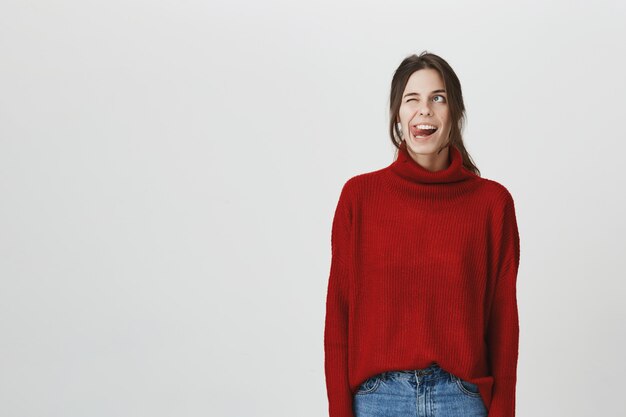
418, 104, 432, 116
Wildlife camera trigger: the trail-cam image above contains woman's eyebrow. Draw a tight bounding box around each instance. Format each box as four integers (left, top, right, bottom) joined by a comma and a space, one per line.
403, 89, 447, 98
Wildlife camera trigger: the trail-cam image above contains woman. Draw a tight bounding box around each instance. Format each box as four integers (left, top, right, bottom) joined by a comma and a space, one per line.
323, 51, 521, 417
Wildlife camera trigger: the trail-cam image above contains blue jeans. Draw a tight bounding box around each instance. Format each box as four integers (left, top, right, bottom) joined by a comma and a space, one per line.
353, 362, 487, 417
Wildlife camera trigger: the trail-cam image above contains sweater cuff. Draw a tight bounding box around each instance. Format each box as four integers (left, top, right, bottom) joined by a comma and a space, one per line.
324, 255, 354, 417
487, 376, 516, 417
325, 384, 354, 417
324, 290, 354, 417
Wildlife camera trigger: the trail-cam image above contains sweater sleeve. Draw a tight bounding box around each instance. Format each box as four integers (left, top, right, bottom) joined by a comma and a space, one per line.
486, 191, 521, 417
324, 181, 354, 417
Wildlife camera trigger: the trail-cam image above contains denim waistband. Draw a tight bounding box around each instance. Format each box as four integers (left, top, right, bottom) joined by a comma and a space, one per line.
379, 362, 450, 382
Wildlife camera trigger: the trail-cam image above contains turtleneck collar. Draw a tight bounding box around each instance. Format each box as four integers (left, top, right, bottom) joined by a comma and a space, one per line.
389, 140, 476, 184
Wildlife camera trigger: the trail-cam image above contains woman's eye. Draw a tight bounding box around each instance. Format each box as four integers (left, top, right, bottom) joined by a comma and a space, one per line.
406, 95, 446, 103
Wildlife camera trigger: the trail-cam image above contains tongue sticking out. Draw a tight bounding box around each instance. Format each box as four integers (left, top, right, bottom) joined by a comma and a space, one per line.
414, 128, 437, 136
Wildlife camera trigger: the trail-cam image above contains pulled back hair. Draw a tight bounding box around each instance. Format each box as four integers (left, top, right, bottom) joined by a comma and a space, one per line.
388, 51, 480, 176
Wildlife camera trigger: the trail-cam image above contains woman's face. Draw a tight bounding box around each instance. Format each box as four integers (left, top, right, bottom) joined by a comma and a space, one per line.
397, 68, 451, 159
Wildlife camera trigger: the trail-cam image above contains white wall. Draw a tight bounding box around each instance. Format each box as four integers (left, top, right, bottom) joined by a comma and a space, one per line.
1, 0, 624, 416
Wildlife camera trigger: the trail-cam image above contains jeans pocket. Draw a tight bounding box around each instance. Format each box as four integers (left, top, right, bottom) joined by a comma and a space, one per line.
452, 374, 481, 397
355, 374, 382, 395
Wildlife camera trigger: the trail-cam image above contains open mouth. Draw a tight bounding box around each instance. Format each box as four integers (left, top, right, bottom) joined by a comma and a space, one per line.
410, 124, 438, 139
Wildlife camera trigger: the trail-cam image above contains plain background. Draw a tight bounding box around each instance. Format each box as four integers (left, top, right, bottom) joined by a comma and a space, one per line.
1, 1, 625, 416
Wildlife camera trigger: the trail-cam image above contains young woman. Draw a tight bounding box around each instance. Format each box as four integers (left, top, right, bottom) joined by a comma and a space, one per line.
323, 51, 521, 417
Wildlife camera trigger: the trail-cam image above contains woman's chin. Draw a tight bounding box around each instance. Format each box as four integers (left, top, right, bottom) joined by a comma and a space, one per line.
407, 137, 440, 154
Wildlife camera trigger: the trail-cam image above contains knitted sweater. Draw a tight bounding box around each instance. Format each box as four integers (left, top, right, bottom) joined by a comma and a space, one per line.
323, 140, 521, 417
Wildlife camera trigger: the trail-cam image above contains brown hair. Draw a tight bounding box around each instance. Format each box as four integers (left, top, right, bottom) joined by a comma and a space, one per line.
388, 51, 480, 176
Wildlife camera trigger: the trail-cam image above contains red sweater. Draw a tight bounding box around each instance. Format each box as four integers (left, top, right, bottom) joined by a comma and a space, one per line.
323, 141, 521, 417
